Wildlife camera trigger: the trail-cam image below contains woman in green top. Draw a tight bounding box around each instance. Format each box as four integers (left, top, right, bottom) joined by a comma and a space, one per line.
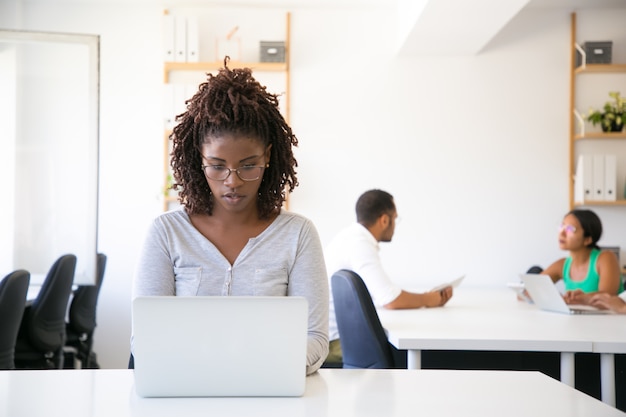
541, 209, 622, 305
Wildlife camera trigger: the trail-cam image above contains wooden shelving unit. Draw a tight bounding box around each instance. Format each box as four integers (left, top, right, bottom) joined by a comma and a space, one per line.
164, 61, 287, 82
574, 63, 626, 74
574, 132, 626, 141
568, 12, 626, 210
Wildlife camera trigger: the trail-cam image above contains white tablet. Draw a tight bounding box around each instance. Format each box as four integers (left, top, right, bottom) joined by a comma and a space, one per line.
431, 275, 465, 292
507, 282, 532, 303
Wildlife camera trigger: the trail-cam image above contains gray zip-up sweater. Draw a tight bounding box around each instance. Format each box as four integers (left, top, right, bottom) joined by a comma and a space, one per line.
132, 208, 329, 375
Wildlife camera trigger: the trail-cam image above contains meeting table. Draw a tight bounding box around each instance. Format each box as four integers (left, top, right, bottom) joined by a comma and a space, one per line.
377, 287, 626, 407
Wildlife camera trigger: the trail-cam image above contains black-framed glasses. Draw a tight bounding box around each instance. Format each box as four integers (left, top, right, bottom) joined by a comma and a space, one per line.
201, 165, 267, 182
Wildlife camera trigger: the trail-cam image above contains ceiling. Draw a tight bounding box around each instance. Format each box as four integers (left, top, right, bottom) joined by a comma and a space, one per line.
526, 0, 625, 8
20, 0, 625, 9
397, 0, 626, 56
18, 0, 626, 55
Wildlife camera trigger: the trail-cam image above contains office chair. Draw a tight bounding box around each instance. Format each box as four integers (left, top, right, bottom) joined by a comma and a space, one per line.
331, 269, 405, 369
64, 253, 107, 369
0, 270, 31, 370
14, 254, 76, 369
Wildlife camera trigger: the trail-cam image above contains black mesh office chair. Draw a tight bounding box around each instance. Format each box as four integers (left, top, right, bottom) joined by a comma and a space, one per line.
64, 253, 107, 369
0, 270, 31, 370
15, 254, 76, 369
526, 265, 544, 274
331, 269, 405, 369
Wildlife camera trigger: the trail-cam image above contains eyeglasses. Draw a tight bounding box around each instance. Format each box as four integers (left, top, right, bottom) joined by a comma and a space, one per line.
558, 224, 577, 234
202, 165, 267, 182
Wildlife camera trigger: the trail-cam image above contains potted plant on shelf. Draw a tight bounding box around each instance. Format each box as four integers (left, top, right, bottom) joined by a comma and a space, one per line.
587, 91, 625, 132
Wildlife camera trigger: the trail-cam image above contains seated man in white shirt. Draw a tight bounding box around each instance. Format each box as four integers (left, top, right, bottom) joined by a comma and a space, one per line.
324, 189, 453, 366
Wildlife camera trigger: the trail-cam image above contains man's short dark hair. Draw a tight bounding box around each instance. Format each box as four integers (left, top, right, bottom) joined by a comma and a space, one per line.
356, 189, 395, 226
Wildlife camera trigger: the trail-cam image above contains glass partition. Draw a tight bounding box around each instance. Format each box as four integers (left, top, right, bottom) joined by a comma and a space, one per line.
0, 30, 99, 285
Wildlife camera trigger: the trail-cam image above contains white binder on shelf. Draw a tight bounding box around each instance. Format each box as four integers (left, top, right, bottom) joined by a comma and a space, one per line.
592, 154, 605, 201
174, 16, 187, 63
163, 84, 175, 130
604, 154, 617, 202
186, 17, 199, 62
173, 84, 187, 121
186, 84, 198, 104
163, 14, 175, 62
574, 154, 593, 204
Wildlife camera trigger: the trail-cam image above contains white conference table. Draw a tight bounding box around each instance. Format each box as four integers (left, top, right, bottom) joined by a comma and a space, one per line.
0, 368, 624, 417
377, 287, 626, 407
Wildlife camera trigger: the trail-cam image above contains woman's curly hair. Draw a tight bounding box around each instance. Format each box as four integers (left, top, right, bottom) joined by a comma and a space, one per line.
170, 58, 298, 219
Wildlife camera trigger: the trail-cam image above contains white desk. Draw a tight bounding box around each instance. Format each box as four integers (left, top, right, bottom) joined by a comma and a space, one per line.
27, 283, 79, 300
26, 284, 43, 301
0, 369, 623, 417
377, 287, 626, 407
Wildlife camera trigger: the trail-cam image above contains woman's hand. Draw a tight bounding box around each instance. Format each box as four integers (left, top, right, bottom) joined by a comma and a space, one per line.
516, 289, 532, 303
563, 289, 592, 305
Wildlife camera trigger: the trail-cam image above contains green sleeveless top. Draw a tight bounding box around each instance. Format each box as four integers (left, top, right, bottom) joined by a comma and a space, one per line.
563, 248, 624, 293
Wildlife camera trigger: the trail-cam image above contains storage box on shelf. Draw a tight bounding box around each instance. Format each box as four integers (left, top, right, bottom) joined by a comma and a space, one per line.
575, 41, 613, 67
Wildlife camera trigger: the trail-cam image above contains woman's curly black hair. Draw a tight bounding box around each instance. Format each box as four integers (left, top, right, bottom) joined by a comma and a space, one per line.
170, 57, 298, 219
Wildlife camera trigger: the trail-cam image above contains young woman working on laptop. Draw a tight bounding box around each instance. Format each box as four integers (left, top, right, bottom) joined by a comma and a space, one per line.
131, 57, 328, 375
533, 209, 622, 305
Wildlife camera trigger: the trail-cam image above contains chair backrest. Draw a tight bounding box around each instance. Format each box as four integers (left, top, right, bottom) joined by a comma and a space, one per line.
331, 269, 395, 369
25, 254, 76, 352
0, 270, 31, 369
68, 253, 107, 335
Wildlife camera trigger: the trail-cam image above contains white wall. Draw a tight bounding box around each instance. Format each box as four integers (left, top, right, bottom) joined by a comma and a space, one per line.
290, 7, 572, 283
2, 2, 625, 368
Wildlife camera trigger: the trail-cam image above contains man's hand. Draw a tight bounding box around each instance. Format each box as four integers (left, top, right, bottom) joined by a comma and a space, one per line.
426, 286, 453, 307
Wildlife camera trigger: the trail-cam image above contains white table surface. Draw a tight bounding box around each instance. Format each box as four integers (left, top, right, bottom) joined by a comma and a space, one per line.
0, 369, 624, 417
377, 287, 626, 406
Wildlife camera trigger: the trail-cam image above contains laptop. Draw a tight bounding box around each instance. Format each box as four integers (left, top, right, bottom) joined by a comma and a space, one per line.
132, 296, 308, 398
520, 274, 612, 315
